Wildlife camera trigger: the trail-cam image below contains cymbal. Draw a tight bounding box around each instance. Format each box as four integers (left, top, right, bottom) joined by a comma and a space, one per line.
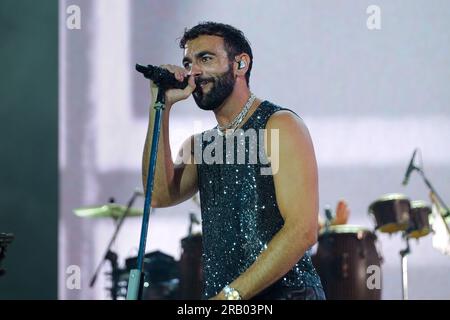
73, 204, 143, 218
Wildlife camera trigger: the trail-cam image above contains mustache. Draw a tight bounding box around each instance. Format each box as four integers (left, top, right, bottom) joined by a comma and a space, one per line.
194, 76, 215, 87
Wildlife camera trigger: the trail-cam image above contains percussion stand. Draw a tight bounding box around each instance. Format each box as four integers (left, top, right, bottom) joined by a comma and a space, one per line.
399, 235, 410, 300
126, 87, 165, 300
416, 167, 450, 219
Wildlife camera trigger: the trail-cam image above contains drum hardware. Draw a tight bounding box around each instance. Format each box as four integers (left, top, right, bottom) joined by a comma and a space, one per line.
0, 233, 14, 277
75, 195, 204, 300
402, 148, 450, 219
103, 250, 121, 300
399, 236, 411, 300
121, 251, 180, 300
414, 166, 450, 219
118, 212, 203, 300
395, 149, 450, 298
369, 194, 431, 300
74, 190, 144, 299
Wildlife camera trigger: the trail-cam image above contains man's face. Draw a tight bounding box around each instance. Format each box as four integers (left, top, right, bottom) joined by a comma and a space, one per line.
183, 35, 236, 110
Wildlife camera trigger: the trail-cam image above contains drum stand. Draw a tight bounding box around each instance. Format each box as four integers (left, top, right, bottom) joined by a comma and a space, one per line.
416, 167, 450, 218
399, 236, 410, 300
104, 250, 120, 300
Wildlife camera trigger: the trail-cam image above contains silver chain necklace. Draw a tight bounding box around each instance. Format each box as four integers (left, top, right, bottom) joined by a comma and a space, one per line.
217, 93, 256, 136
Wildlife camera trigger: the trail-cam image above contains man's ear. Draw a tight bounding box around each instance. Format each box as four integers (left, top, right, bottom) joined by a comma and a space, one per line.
234, 54, 250, 76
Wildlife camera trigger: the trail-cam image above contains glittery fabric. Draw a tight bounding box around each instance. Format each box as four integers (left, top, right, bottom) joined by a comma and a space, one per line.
196, 101, 325, 300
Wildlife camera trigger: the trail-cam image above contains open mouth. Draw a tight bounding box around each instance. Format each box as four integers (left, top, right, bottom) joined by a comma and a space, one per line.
196, 78, 212, 90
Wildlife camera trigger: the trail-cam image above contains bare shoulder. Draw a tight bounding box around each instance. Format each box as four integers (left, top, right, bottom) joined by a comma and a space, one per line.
266, 110, 313, 144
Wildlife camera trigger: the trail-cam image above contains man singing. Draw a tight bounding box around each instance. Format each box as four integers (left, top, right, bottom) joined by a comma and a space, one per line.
143, 22, 325, 300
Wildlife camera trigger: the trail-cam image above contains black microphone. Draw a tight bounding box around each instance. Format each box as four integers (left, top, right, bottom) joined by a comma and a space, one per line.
402, 149, 418, 186
135, 64, 189, 90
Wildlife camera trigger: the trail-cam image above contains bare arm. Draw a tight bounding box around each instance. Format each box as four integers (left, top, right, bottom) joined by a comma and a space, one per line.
142, 66, 198, 208
212, 111, 319, 299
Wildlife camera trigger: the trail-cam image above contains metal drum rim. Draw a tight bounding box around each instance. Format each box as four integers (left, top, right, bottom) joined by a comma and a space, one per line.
319, 224, 374, 236
410, 200, 431, 210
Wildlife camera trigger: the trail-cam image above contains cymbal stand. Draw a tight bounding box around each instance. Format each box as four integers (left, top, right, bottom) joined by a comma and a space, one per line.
89, 191, 141, 293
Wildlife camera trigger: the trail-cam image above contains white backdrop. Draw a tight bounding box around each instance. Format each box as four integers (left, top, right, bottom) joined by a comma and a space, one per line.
59, 0, 450, 299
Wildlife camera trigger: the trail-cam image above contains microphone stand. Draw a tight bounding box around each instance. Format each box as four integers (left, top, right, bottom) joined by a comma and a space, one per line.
89, 191, 141, 299
126, 88, 165, 300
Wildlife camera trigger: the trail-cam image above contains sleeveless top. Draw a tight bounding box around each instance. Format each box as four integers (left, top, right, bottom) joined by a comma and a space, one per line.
195, 100, 324, 299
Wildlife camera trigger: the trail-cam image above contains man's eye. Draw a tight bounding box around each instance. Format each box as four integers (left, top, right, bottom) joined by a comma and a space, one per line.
201, 56, 212, 63
183, 63, 191, 70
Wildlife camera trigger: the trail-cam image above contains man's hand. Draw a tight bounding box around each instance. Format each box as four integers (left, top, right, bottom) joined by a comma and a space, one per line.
150, 64, 196, 107
332, 200, 350, 225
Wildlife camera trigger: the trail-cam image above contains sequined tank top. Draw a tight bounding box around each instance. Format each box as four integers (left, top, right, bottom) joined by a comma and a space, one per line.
196, 100, 323, 299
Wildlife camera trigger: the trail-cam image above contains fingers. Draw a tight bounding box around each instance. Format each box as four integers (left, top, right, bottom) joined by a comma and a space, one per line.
335, 199, 350, 225
336, 200, 347, 214
177, 76, 196, 98
188, 74, 196, 89
160, 64, 188, 82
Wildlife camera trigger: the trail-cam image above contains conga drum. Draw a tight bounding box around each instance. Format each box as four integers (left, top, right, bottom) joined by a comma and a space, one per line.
369, 193, 411, 233
178, 233, 203, 299
313, 225, 383, 300
407, 201, 432, 239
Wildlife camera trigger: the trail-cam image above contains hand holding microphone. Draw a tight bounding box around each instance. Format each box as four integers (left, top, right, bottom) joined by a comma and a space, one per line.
136, 64, 196, 106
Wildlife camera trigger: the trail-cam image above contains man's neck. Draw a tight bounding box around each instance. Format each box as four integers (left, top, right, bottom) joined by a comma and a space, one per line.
213, 85, 251, 127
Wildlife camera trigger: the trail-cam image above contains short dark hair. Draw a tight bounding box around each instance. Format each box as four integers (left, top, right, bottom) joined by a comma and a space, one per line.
179, 21, 253, 85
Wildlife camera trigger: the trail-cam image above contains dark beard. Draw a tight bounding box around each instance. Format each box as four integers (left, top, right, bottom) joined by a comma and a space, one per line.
192, 66, 235, 111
